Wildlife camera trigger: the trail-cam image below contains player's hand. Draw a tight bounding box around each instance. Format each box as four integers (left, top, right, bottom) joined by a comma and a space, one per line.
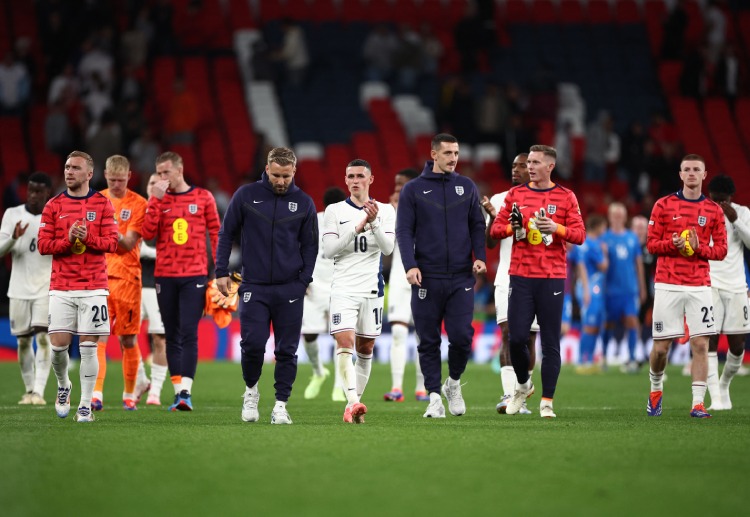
720, 201, 737, 223
672, 232, 686, 250
687, 227, 699, 251
406, 267, 422, 287
481, 196, 496, 218
362, 200, 379, 223
535, 208, 558, 234
69, 220, 87, 242
153, 179, 170, 199
13, 221, 28, 239
473, 260, 486, 275
216, 276, 231, 297
509, 203, 523, 229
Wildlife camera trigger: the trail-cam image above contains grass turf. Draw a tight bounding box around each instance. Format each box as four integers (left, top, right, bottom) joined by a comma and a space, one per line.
1, 360, 748, 516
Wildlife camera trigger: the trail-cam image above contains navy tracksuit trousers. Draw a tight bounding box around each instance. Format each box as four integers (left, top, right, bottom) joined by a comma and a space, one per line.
507, 275, 565, 399
156, 275, 207, 380
239, 281, 307, 402
411, 274, 475, 394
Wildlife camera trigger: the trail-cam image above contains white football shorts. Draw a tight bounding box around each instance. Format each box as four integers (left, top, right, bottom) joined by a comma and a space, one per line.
387, 285, 413, 326
302, 284, 330, 335
9, 297, 49, 335
652, 285, 715, 340
711, 287, 750, 335
330, 294, 384, 338
49, 291, 110, 336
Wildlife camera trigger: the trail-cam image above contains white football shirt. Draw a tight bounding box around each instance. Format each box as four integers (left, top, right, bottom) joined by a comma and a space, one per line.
0, 204, 52, 299
709, 202, 750, 293
487, 191, 512, 288
311, 211, 334, 293
322, 199, 396, 297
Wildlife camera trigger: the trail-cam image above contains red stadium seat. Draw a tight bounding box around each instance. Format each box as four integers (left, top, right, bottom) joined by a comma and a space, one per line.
614, 0, 642, 24
559, 0, 585, 24
529, 0, 558, 24
587, 0, 613, 23
504, 0, 530, 22
658, 62, 683, 95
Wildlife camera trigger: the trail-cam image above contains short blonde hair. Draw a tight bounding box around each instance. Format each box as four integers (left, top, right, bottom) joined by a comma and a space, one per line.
105, 155, 130, 173
267, 147, 297, 167
156, 151, 184, 168
67, 150, 94, 171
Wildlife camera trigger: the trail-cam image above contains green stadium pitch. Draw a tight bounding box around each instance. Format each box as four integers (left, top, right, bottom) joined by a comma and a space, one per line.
1, 361, 748, 516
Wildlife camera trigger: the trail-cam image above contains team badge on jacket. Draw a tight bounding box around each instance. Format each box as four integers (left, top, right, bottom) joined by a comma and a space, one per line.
418, 288, 427, 300
289, 202, 298, 212
243, 292, 252, 303
189, 204, 198, 214
698, 216, 706, 227
455, 186, 464, 196
86, 211, 96, 221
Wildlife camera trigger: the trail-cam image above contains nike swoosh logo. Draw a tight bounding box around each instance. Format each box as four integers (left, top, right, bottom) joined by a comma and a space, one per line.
196, 284, 205, 288
339, 221, 349, 224
94, 323, 105, 327
706, 324, 714, 328
519, 206, 528, 209
464, 287, 472, 291
162, 209, 171, 213
289, 299, 299, 303
59, 214, 70, 219
423, 190, 432, 194
673, 216, 682, 220
85, 375, 95, 378
554, 291, 562, 295
253, 200, 263, 204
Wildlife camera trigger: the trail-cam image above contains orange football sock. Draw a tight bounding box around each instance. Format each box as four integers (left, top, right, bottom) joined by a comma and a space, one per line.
122, 347, 139, 396
94, 341, 107, 393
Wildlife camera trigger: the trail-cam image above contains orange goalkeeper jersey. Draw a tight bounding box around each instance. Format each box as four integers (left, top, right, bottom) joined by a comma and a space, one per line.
101, 188, 147, 284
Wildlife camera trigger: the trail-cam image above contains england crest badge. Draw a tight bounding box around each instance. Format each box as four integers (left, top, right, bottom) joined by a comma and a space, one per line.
243, 292, 252, 303
455, 186, 464, 196
698, 215, 706, 227
418, 288, 427, 300
289, 202, 298, 212
86, 211, 96, 221
188, 204, 198, 214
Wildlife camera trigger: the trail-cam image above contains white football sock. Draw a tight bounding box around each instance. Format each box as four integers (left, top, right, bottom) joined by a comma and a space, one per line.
303, 336, 324, 377
390, 324, 407, 390
17, 336, 34, 392
137, 358, 149, 385
355, 352, 373, 399
415, 354, 425, 392
500, 366, 516, 396
649, 369, 664, 392
33, 332, 51, 395
336, 348, 358, 405
691, 381, 707, 407
181, 376, 193, 394
79, 342, 99, 408
720, 350, 744, 388
706, 352, 720, 406
51, 345, 70, 388
150, 364, 168, 397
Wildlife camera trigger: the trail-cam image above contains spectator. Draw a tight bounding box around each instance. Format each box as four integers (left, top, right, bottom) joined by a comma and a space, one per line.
363, 24, 398, 82
554, 121, 574, 181
393, 24, 422, 92
453, 1, 484, 73
129, 128, 161, 176
82, 73, 113, 126
78, 38, 114, 93
620, 121, 647, 191
152, 0, 176, 55
680, 45, 709, 99
86, 109, 122, 186
419, 23, 443, 76
705, 0, 727, 63
274, 19, 309, 86
501, 113, 534, 174
45, 99, 73, 158
714, 43, 740, 105
0, 52, 31, 114
584, 111, 616, 183
164, 77, 199, 144
476, 83, 510, 144
118, 98, 146, 151
661, 0, 688, 60
48, 63, 80, 106
121, 6, 154, 68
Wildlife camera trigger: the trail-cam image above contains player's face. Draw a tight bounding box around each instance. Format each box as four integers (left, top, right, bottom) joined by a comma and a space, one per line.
511, 155, 529, 185
267, 161, 295, 194
147, 174, 159, 199
26, 181, 51, 213
608, 205, 627, 228
526, 151, 554, 183
431, 142, 459, 174
679, 160, 706, 188
631, 217, 647, 241
345, 166, 373, 197
104, 168, 131, 197
709, 191, 731, 204
156, 160, 183, 190
64, 156, 93, 192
